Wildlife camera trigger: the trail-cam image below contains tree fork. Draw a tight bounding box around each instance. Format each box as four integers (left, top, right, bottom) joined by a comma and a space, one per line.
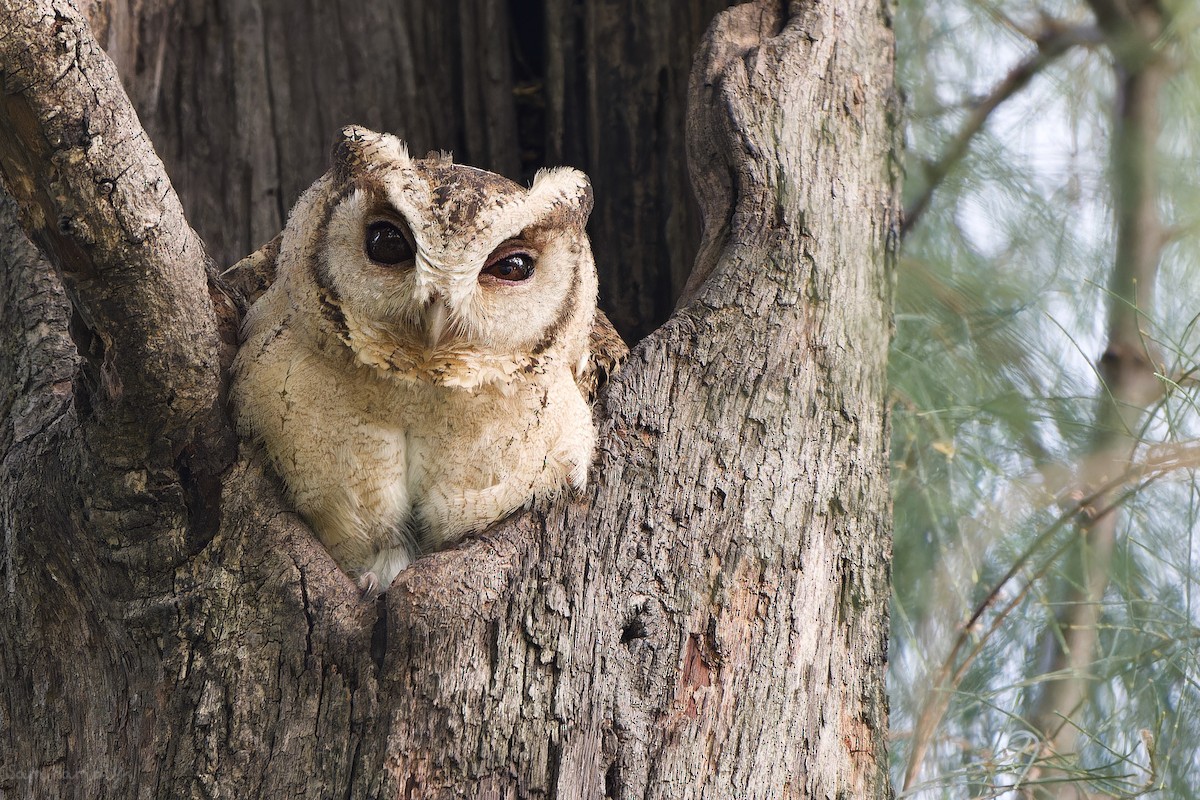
0, 1, 899, 798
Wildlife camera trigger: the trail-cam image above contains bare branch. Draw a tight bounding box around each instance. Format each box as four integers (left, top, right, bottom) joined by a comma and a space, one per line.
1026, 7, 1173, 793
679, 0, 787, 303
902, 436, 1200, 791
0, 1, 233, 453
1084, 0, 1167, 70
902, 24, 1101, 236
0, 1, 236, 574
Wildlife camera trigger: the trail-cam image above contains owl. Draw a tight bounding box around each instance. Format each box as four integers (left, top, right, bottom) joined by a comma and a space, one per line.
229, 125, 626, 598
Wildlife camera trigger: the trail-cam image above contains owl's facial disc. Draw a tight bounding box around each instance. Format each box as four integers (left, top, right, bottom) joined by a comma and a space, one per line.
313, 152, 596, 382
360, 214, 454, 346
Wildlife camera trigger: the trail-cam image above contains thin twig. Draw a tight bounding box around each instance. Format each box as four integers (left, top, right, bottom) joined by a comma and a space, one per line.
1025, 11, 1173, 791
903, 24, 1102, 236
900, 436, 1200, 792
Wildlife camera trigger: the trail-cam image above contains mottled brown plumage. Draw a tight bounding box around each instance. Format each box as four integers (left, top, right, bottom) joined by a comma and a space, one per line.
230, 125, 624, 597
579, 309, 628, 401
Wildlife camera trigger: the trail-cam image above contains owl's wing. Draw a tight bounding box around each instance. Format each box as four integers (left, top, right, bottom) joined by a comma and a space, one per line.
220, 232, 283, 308
577, 309, 629, 402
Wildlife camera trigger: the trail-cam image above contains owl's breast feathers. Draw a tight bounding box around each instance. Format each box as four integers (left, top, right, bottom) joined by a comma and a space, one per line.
228, 125, 627, 597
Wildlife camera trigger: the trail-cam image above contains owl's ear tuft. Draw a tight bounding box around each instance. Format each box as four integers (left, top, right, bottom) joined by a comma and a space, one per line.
530, 167, 594, 225
332, 125, 371, 178
423, 150, 455, 166
332, 125, 411, 180
574, 177, 595, 220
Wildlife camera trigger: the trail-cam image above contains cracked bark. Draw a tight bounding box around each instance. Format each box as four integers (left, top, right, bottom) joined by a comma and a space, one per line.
0, 1, 898, 798
86, 0, 732, 343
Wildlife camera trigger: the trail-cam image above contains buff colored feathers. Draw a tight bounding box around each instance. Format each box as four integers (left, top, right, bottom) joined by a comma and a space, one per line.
229, 125, 625, 598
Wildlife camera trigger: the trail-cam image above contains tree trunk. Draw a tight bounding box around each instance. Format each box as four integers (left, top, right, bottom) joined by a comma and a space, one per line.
0, 1, 899, 798
1026, 4, 1170, 795
86, 0, 730, 343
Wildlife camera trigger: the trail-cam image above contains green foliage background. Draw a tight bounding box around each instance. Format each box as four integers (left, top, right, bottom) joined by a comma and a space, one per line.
890, 0, 1200, 795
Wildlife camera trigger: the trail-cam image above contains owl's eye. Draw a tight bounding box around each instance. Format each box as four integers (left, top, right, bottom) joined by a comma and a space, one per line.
365, 221, 414, 265
481, 252, 535, 283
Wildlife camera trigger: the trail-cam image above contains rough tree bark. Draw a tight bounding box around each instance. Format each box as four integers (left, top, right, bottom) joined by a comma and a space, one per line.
0, 1, 898, 798
82, 0, 731, 342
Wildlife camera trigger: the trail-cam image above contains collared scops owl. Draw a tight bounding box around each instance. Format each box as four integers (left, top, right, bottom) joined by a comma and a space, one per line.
229, 125, 626, 599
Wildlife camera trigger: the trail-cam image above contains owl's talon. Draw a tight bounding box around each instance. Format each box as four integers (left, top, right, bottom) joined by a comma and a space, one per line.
359, 571, 381, 601
228, 128, 618, 600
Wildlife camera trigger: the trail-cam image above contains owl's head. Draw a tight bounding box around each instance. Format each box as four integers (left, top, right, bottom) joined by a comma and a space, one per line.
278, 125, 599, 389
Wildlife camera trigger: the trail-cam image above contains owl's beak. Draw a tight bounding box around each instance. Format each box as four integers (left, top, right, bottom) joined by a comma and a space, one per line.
423, 293, 452, 349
